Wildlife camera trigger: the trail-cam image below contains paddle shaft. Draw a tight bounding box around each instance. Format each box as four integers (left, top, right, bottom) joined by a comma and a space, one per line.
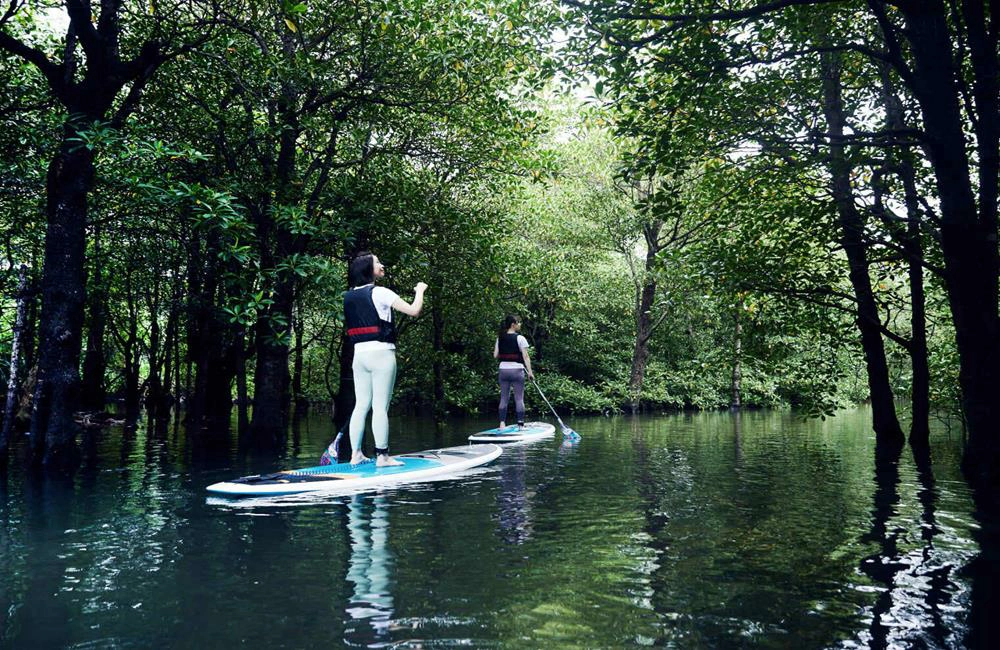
531, 379, 568, 430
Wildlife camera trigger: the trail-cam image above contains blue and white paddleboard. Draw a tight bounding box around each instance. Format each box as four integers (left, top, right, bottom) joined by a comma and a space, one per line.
206, 444, 502, 497
468, 421, 556, 443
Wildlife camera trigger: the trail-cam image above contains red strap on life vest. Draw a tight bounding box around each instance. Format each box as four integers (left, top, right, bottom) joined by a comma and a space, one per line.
347, 326, 380, 336
498, 353, 522, 361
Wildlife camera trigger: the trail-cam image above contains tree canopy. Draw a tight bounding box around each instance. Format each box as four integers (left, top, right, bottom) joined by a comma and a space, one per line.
2, 0, 997, 489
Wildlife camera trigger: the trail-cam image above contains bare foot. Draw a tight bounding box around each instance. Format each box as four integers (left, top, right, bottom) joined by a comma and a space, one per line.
350, 452, 370, 466
376, 454, 404, 467
499, 422, 506, 429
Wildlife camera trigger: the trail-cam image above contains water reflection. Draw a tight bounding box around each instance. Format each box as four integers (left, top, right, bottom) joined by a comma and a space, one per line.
854, 440, 971, 648
0, 409, 991, 648
494, 447, 535, 545
344, 495, 395, 647
493, 439, 579, 545
967, 474, 1000, 649
910, 443, 950, 647
8, 475, 76, 648
859, 440, 905, 648
733, 409, 744, 465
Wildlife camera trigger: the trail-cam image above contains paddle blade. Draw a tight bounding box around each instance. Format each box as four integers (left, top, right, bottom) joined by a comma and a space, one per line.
320, 431, 343, 465
561, 425, 581, 441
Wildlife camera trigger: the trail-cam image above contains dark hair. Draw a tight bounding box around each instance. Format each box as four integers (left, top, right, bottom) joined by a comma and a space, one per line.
348, 252, 375, 288
498, 314, 521, 335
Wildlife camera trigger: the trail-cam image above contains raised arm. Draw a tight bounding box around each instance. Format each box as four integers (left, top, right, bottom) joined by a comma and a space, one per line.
392, 282, 427, 317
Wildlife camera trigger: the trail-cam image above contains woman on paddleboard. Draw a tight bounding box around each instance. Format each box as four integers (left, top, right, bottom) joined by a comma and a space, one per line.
494, 315, 534, 429
344, 252, 427, 466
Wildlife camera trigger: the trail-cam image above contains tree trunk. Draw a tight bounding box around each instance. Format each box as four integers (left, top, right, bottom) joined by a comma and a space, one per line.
80, 233, 107, 411
249, 39, 300, 441
235, 328, 250, 435
163, 292, 178, 407
897, 2, 1000, 484
731, 298, 742, 410
431, 302, 446, 422
628, 221, 662, 414
123, 316, 141, 424
332, 334, 356, 460
145, 314, 161, 417
250, 281, 294, 440
1, 265, 32, 461
292, 303, 308, 414
189, 332, 238, 435
206, 341, 239, 428
900, 172, 931, 443
21, 277, 38, 376
122, 271, 141, 423
185, 233, 239, 434
820, 50, 904, 443
175, 307, 184, 429
151, 290, 179, 435
80, 305, 107, 411
628, 280, 655, 415
29, 138, 94, 468
144, 270, 163, 419
879, 59, 931, 444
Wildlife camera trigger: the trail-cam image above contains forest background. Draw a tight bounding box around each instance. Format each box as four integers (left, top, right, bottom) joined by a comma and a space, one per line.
1, 0, 996, 492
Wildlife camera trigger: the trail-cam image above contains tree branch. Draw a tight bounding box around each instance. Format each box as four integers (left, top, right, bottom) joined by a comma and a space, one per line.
65, 0, 105, 63
563, 0, 844, 25
0, 19, 66, 96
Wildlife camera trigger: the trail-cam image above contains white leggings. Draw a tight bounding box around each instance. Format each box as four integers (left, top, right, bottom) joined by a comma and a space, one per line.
349, 348, 397, 452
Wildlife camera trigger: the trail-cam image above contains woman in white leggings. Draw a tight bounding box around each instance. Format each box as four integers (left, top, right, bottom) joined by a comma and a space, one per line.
344, 252, 426, 466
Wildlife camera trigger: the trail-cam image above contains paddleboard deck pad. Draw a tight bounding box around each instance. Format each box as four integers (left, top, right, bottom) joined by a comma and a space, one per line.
468, 421, 555, 443
206, 444, 502, 496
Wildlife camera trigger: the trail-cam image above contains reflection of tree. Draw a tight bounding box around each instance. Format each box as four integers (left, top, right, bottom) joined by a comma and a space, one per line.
909, 443, 949, 647
344, 495, 395, 647
858, 440, 965, 648
859, 439, 904, 649
290, 412, 303, 458
733, 410, 743, 466
966, 467, 1000, 648
5, 476, 75, 647
629, 432, 666, 620
628, 411, 907, 646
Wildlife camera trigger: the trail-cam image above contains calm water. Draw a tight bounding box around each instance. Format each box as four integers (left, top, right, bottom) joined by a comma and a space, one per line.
0, 408, 993, 648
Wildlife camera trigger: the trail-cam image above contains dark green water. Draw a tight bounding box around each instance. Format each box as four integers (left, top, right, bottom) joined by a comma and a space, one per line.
0, 409, 990, 647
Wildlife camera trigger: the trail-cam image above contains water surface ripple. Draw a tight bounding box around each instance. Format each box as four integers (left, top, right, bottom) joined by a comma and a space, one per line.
0, 408, 990, 647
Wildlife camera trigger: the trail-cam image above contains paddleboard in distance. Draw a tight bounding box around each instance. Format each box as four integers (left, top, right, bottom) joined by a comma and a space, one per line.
206, 444, 502, 497
468, 421, 556, 443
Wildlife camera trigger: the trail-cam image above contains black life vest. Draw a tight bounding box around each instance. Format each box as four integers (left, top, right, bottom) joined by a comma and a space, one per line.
344, 285, 396, 345
497, 332, 524, 364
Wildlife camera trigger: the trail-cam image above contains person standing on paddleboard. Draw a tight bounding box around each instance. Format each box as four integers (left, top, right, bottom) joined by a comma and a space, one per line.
344, 252, 427, 466
494, 315, 534, 430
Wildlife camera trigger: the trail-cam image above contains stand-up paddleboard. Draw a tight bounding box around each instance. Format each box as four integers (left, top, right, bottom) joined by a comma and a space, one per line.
468, 421, 555, 443
206, 444, 502, 497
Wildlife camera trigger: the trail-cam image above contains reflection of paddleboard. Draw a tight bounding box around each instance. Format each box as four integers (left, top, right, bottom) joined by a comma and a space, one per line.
206, 444, 502, 496
468, 421, 555, 443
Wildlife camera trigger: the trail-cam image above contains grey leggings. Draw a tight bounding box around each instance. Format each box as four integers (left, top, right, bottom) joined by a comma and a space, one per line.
350, 348, 397, 453
498, 367, 526, 424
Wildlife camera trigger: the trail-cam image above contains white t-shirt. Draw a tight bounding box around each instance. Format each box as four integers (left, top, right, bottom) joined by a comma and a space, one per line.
495, 334, 529, 369
351, 284, 399, 352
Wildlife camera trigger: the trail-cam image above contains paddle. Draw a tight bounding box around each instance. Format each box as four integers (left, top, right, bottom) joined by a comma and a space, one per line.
320, 428, 346, 465
531, 379, 581, 440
